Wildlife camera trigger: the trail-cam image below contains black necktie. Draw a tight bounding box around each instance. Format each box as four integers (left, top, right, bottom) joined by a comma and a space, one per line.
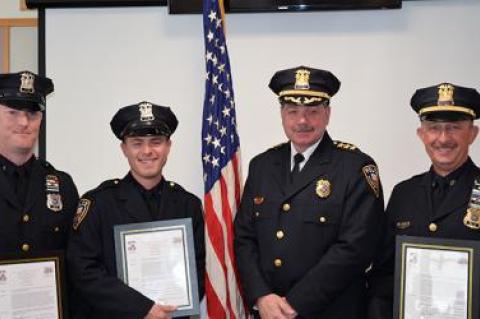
144, 190, 160, 220
290, 153, 305, 184
432, 176, 448, 214
14, 166, 29, 206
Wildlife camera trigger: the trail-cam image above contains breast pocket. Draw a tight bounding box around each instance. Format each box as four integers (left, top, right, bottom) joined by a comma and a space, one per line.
302, 203, 342, 246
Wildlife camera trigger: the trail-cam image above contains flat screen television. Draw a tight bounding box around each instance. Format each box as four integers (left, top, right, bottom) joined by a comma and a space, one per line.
168, 0, 401, 14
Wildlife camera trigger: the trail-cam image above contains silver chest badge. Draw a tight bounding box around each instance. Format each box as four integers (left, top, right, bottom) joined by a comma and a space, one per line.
464, 178, 480, 230
46, 175, 62, 212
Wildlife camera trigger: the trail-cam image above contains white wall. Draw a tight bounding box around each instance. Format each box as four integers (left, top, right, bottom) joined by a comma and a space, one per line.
0, 0, 37, 18
45, 0, 480, 200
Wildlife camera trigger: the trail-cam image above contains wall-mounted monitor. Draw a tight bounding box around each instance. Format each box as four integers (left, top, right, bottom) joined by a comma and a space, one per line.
168, 0, 401, 14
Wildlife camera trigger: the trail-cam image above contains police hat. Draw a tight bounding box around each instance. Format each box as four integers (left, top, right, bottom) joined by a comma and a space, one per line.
110, 101, 178, 140
269, 66, 341, 106
411, 83, 480, 121
0, 71, 54, 111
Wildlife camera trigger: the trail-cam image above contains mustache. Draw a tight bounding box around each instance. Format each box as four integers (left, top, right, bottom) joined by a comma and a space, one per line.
294, 125, 314, 133
433, 141, 457, 149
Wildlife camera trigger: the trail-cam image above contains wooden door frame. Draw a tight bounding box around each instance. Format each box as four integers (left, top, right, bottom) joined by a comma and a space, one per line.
0, 18, 38, 72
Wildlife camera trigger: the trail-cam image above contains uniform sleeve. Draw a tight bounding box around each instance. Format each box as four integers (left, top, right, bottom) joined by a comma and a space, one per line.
62, 173, 79, 244
67, 196, 154, 319
366, 185, 401, 319
190, 195, 206, 299
234, 159, 273, 308
286, 159, 385, 317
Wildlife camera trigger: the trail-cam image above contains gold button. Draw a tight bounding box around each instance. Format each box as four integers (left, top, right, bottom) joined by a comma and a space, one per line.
319, 216, 326, 223
255, 212, 260, 217
276, 230, 285, 239
282, 203, 291, 212
274, 258, 283, 268
22, 214, 30, 223
54, 226, 60, 232
429, 223, 438, 232
114, 180, 119, 184
21, 243, 30, 252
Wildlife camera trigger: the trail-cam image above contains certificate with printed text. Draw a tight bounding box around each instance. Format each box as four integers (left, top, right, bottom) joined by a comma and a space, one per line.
0, 254, 65, 319
114, 219, 199, 318
394, 236, 480, 319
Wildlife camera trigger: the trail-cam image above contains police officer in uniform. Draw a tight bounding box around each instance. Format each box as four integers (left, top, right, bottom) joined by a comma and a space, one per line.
367, 83, 480, 319
67, 101, 205, 319
0, 71, 79, 255
234, 66, 385, 319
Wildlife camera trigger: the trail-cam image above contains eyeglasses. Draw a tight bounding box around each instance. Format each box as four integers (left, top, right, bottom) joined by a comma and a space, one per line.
422, 121, 471, 137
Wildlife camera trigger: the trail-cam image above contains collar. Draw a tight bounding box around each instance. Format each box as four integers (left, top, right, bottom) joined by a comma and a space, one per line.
0, 154, 35, 177
125, 172, 165, 196
429, 157, 474, 188
290, 136, 323, 171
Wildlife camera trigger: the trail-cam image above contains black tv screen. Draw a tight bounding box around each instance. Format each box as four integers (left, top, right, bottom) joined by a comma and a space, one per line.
168, 0, 401, 14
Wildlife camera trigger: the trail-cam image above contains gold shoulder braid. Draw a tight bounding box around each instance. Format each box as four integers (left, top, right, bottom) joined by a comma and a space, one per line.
333, 140, 357, 151
463, 178, 480, 230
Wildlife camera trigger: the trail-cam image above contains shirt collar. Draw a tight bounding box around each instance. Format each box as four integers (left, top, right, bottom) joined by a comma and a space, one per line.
290, 136, 323, 171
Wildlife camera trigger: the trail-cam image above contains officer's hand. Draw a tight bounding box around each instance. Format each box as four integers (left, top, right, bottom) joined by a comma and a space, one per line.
281, 297, 297, 319
144, 303, 177, 319
256, 294, 296, 319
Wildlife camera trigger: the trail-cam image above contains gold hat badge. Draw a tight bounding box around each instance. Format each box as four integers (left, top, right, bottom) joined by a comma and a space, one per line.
437, 83, 455, 106
294, 69, 310, 90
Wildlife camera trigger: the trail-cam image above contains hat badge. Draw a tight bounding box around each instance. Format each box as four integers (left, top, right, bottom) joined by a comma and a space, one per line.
294, 69, 310, 90
19, 72, 35, 94
139, 102, 155, 122
437, 83, 454, 106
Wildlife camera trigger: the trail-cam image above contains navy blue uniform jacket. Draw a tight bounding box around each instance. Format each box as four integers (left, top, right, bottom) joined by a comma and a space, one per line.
234, 133, 385, 318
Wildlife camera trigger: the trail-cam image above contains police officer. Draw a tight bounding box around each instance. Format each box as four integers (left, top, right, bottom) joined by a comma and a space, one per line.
367, 83, 480, 319
67, 101, 205, 319
234, 66, 385, 319
0, 70, 79, 255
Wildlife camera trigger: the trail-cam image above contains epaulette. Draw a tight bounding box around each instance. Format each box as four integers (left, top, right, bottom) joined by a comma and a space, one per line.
333, 140, 358, 152
39, 158, 55, 170
87, 178, 121, 195
165, 180, 184, 192
269, 141, 287, 150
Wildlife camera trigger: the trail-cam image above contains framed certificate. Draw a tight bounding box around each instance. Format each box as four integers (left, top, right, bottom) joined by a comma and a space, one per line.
394, 236, 480, 319
0, 252, 67, 319
114, 218, 199, 318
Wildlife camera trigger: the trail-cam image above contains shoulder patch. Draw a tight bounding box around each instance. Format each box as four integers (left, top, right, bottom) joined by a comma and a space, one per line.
362, 164, 380, 198
333, 140, 358, 151
73, 198, 91, 230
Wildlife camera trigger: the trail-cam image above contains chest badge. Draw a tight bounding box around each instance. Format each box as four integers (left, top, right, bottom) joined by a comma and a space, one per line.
47, 193, 63, 212
316, 179, 331, 198
45, 175, 62, 212
464, 178, 480, 230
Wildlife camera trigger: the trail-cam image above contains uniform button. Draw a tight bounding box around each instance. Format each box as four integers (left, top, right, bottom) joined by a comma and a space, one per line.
429, 223, 438, 232
276, 230, 285, 240
319, 216, 327, 223
22, 214, 30, 223
53, 226, 60, 232
274, 258, 283, 268
449, 180, 455, 186
255, 212, 260, 217
114, 180, 119, 184
21, 243, 30, 252
282, 203, 291, 212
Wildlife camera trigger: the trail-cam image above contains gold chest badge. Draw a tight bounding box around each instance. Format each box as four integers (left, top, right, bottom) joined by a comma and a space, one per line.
316, 179, 331, 198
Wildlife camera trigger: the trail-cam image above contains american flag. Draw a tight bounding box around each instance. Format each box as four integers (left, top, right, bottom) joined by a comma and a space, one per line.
202, 0, 248, 318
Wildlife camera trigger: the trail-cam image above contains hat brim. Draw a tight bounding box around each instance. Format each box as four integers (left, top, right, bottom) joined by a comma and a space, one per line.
0, 99, 43, 111
121, 120, 172, 139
